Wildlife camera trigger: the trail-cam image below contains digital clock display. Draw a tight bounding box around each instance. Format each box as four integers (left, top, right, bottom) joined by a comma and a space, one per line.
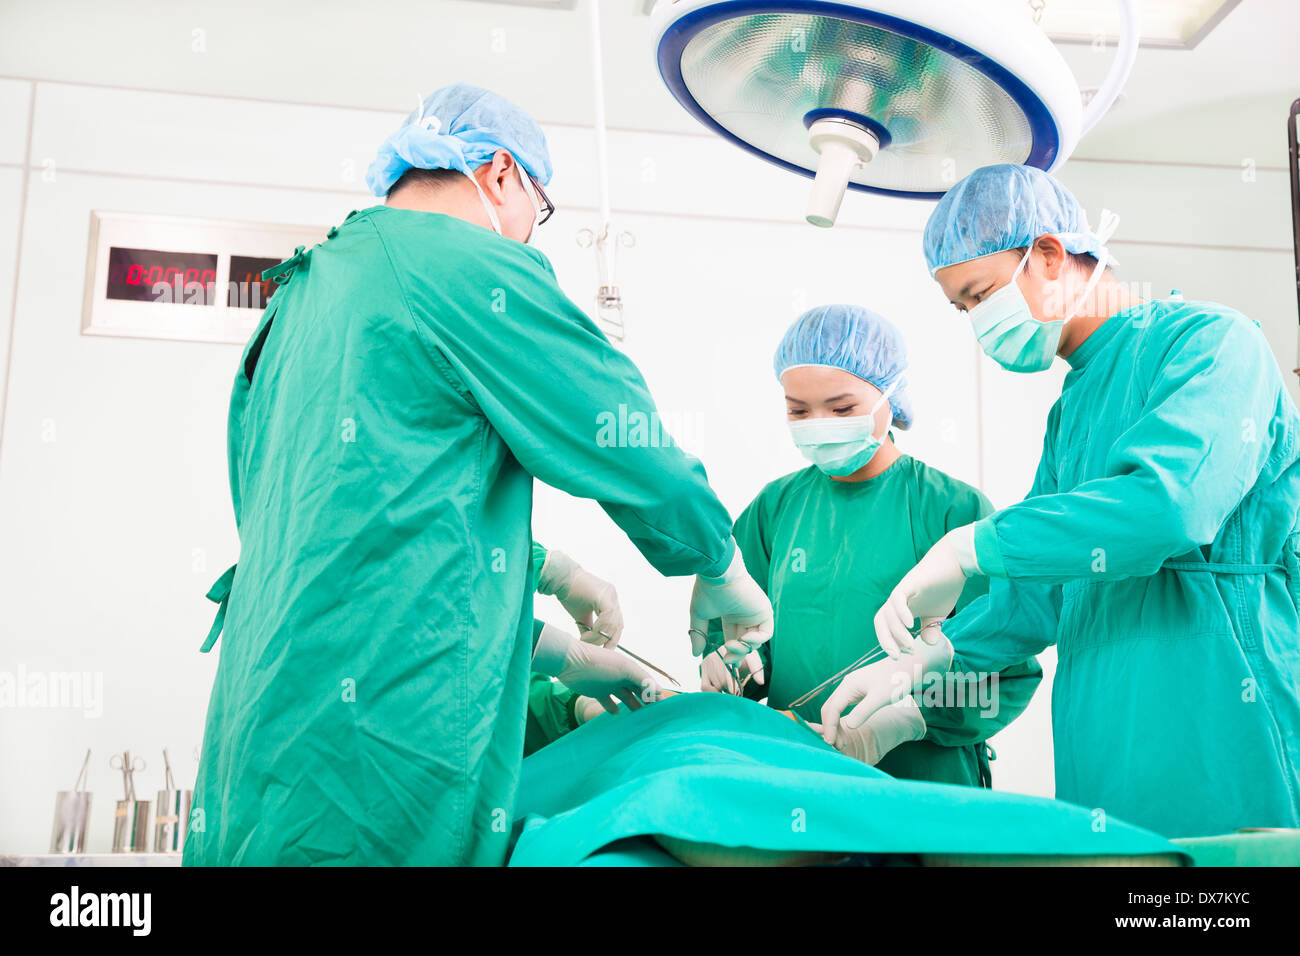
106, 246, 217, 305
227, 255, 284, 310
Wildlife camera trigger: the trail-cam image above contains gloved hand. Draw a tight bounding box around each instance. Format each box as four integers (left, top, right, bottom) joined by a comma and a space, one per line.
820, 626, 953, 748
874, 526, 978, 657
699, 649, 765, 694
537, 550, 624, 649
804, 697, 926, 765
688, 543, 774, 666
573, 695, 609, 726
532, 623, 659, 714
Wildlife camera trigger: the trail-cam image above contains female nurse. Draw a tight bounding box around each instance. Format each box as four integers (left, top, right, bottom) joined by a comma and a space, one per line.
702, 305, 1042, 787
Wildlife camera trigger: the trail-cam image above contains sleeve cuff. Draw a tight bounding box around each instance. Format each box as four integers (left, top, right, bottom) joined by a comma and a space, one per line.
531, 622, 574, 675
536, 549, 577, 596
972, 518, 1007, 578
699, 537, 737, 582
948, 524, 981, 576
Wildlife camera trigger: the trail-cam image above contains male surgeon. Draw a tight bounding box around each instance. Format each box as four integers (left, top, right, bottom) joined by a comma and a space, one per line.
187, 84, 772, 866
822, 163, 1300, 839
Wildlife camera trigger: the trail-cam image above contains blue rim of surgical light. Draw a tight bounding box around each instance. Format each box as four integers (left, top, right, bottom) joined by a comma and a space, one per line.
803, 108, 893, 150
656, 0, 1062, 201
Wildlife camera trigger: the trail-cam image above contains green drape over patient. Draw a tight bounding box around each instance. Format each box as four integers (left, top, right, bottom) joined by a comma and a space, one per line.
509, 693, 1185, 866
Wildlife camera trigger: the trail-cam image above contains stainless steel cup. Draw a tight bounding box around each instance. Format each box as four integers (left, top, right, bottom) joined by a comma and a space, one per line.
50, 791, 93, 853
153, 789, 192, 853
111, 799, 151, 853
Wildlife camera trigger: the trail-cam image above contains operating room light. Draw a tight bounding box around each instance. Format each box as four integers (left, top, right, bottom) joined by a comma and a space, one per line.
652, 0, 1139, 226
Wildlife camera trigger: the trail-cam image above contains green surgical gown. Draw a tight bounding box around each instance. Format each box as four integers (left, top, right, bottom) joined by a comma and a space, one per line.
949, 299, 1300, 838
525, 541, 580, 756
186, 207, 734, 866
722, 455, 1043, 786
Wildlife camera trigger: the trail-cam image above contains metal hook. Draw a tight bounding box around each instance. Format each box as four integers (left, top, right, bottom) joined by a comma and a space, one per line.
576, 225, 634, 341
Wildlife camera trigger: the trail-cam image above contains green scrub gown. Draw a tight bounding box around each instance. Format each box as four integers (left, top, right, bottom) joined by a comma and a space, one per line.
524, 542, 580, 757
722, 454, 1043, 786
949, 299, 1300, 838
187, 207, 734, 866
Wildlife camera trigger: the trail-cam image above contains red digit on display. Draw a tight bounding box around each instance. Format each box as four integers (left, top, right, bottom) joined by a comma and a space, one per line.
127, 264, 144, 285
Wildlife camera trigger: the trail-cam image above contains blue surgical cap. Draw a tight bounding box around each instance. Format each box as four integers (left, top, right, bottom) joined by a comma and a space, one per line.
773, 305, 913, 430
923, 164, 1110, 275
365, 83, 553, 197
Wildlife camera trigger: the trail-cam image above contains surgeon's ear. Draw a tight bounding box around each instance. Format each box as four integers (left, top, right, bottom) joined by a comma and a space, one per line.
479, 149, 516, 205
1034, 235, 1068, 281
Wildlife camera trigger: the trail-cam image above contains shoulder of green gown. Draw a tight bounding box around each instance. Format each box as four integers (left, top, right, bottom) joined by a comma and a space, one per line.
1100, 298, 1257, 353
342, 204, 557, 275
903, 456, 994, 523
1078, 299, 1270, 387
745, 466, 824, 515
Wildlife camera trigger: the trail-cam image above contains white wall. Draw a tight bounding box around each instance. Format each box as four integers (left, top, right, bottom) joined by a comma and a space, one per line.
1, 14, 1297, 854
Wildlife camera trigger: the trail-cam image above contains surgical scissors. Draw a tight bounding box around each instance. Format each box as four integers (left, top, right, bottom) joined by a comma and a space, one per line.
702, 648, 755, 696
110, 750, 146, 801
580, 623, 683, 688
786, 622, 940, 711
690, 627, 760, 695
786, 648, 889, 710
615, 642, 684, 689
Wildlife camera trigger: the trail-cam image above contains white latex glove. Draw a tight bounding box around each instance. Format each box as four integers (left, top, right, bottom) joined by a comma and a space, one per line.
537, 550, 624, 649
874, 527, 977, 657
699, 649, 765, 694
820, 626, 953, 748
532, 623, 659, 714
807, 697, 926, 765
688, 543, 774, 666
573, 696, 608, 726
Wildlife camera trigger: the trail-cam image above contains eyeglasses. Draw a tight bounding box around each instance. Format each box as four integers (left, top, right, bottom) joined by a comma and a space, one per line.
526, 172, 555, 226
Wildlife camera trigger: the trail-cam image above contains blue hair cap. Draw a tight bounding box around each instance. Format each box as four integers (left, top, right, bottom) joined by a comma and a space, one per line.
774, 305, 913, 430
365, 82, 553, 196
924, 164, 1108, 274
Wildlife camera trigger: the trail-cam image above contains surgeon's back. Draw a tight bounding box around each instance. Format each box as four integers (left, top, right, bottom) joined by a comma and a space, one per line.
187, 205, 733, 865
190, 208, 548, 866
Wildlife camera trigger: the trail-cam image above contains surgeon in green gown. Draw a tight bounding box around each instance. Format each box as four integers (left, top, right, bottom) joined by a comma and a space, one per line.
703, 306, 1042, 787
186, 85, 774, 866
823, 164, 1300, 838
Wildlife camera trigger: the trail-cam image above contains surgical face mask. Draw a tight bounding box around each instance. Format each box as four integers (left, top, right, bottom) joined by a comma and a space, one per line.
968, 245, 1110, 374
787, 378, 898, 476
